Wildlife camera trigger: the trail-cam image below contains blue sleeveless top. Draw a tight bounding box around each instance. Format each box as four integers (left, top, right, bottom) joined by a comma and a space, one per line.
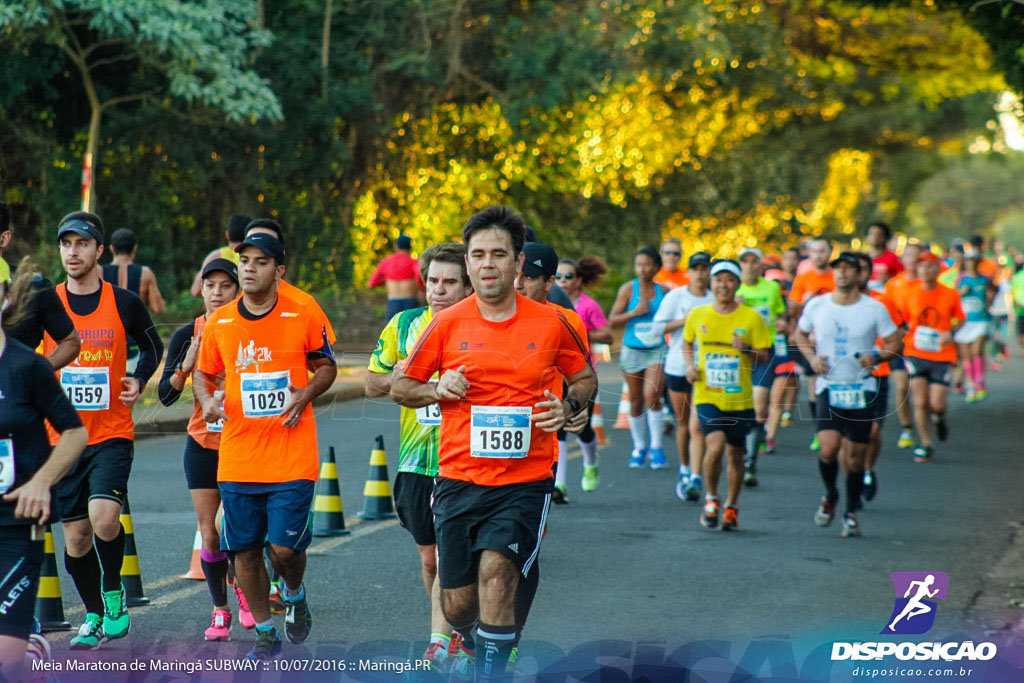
623, 279, 665, 349
957, 274, 990, 323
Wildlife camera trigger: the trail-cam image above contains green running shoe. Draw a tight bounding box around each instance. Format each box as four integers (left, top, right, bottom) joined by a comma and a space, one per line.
506, 645, 519, 675
70, 613, 104, 650
581, 465, 599, 492
246, 626, 282, 661
102, 585, 130, 639
809, 435, 820, 451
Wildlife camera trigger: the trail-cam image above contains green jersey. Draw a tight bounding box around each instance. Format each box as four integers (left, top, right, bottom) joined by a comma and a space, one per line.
1010, 270, 1024, 314
737, 277, 786, 328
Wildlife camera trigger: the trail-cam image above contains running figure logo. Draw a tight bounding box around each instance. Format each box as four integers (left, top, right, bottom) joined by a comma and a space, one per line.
881, 571, 949, 635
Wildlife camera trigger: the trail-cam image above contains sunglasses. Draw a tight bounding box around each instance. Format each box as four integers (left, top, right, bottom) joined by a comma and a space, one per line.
662, 250, 682, 257
555, 273, 575, 280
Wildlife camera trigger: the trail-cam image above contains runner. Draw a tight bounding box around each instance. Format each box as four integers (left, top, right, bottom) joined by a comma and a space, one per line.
938, 241, 963, 288
987, 269, 1011, 369
0, 256, 87, 676
43, 212, 164, 649
0, 202, 80, 369
653, 252, 713, 500
366, 242, 473, 673
654, 238, 689, 290
195, 232, 337, 660
898, 251, 965, 463
608, 247, 668, 469
768, 247, 801, 428
158, 258, 250, 640
794, 252, 900, 537
190, 213, 251, 297
368, 234, 423, 321
885, 240, 924, 449
682, 260, 771, 532
391, 205, 596, 683
1010, 262, 1024, 359
101, 228, 166, 315
955, 251, 994, 402
865, 221, 903, 292
736, 247, 787, 486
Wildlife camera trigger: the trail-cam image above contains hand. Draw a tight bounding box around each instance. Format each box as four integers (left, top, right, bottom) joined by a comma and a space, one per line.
774, 318, 788, 333
564, 405, 589, 434
811, 355, 830, 375
939, 331, 953, 345
280, 383, 308, 428
686, 365, 700, 383
181, 332, 201, 375
201, 391, 229, 424
731, 334, 748, 352
3, 476, 52, 523
436, 365, 469, 400
531, 390, 567, 432
858, 353, 878, 369
119, 377, 141, 408
632, 299, 650, 317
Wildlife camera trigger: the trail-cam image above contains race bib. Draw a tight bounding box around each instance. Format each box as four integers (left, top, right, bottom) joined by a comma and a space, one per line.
415, 381, 442, 425
470, 406, 532, 458
705, 356, 741, 392
774, 332, 788, 358
962, 297, 983, 314
240, 371, 291, 418
828, 382, 866, 410
755, 305, 772, 326
61, 366, 110, 411
633, 322, 665, 348
0, 439, 14, 495
913, 326, 942, 353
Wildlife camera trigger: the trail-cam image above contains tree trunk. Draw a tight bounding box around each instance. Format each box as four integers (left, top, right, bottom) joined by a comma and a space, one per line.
321, 0, 332, 102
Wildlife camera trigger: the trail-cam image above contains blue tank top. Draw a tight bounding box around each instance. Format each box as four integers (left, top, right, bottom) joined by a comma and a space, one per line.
957, 274, 990, 323
623, 279, 665, 349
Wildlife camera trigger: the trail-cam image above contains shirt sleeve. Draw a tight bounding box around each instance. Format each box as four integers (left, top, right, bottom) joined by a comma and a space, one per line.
403, 318, 444, 382
770, 282, 786, 317
29, 354, 82, 434
197, 322, 225, 375
305, 311, 336, 363
748, 310, 773, 349
586, 298, 609, 329
653, 292, 675, 323
950, 292, 966, 325
33, 280, 76, 342
368, 316, 402, 374
682, 308, 697, 343
554, 314, 589, 377
789, 275, 805, 305
875, 301, 898, 339
797, 297, 816, 334
158, 324, 193, 406
367, 257, 387, 288
116, 288, 164, 388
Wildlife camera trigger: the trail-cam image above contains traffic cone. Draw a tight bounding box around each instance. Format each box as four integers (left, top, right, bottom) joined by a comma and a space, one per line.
313, 447, 350, 536
592, 402, 609, 445
35, 525, 71, 632
357, 435, 396, 520
614, 381, 631, 429
179, 524, 205, 580
119, 498, 150, 606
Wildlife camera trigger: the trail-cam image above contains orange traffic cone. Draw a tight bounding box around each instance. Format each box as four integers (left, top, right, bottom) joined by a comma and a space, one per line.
179, 524, 205, 580
592, 402, 609, 445
614, 381, 631, 429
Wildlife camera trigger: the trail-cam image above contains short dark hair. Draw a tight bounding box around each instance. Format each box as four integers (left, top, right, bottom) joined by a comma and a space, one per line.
420, 242, 470, 287
969, 234, 984, 249
785, 246, 802, 255
852, 251, 873, 272
246, 218, 284, 246
0, 202, 8, 233
227, 214, 252, 243
868, 221, 891, 240
635, 246, 662, 269
109, 228, 137, 255
462, 206, 526, 255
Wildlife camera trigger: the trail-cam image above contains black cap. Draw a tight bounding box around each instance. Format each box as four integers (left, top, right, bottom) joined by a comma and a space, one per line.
396, 234, 412, 250
201, 258, 239, 284
688, 252, 711, 268
521, 242, 558, 278
57, 212, 104, 245
235, 233, 285, 262
830, 251, 862, 270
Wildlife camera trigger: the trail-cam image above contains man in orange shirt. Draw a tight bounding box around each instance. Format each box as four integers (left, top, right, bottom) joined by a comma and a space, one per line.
654, 238, 689, 290
898, 251, 964, 463
392, 206, 596, 683
195, 232, 337, 660
884, 241, 924, 450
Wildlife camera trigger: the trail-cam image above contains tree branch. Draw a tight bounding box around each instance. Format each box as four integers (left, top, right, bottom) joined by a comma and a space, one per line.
100, 88, 160, 110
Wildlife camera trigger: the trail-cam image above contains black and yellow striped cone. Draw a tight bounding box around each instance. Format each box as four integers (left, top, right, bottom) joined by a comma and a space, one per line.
357, 435, 396, 520
34, 525, 71, 632
313, 447, 350, 536
119, 498, 150, 606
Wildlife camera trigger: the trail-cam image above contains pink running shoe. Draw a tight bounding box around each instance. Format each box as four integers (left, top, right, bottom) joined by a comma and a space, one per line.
234, 585, 255, 629
204, 609, 232, 641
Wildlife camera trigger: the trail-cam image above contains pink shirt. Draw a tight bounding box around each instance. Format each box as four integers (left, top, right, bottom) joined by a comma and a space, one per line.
870, 250, 904, 289
573, 292, 608, 334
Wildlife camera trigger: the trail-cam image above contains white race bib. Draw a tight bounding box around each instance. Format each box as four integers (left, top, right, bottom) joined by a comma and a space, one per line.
913, 326, 942, 353
240, 371, 291, 418
470, 406, 532, 458
828, 382, 866, 410
206, 401, 225, 433
962, 297, 983, 314
61, 366, 110, 411
773, 332, 788, 357
0, 439, 14, 495
633, 322, 665, 348
705, 356, 741, 392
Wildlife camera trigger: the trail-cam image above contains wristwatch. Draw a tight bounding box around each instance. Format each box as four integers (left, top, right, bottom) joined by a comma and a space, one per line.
566, 397, 583, 415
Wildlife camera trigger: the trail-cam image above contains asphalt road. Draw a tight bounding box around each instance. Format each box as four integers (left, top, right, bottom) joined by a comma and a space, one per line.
39, 359, 1024, 681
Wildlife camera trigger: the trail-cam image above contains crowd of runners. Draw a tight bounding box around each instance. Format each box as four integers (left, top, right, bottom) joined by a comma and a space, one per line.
0, 198, 1020, 681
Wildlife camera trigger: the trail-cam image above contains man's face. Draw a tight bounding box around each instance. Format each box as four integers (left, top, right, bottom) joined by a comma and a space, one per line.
689, 263, 710, 289
660, 242, 682, 272
833, 261, 859, 290
712, 272, 740, 302
918, 260, 940, 283
855, 260, 872, 288
739, 253, 762, 280
867, 225, 887, 249
237, 247, 281, 295
202, 271, 239, 312
809, 240, 831, 268
902, 245, 921, 275
59, 234, 103, 280
782, 250, 800, 273
514, 272, 552, 303
466, 228, 520, 303
426, 260, 471, 314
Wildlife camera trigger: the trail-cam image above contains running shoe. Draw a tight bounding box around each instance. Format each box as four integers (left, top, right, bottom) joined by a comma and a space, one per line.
506, 645, 519, 675
70, 613, 104, 650
809, 435, 820, 451
684, 475, 702, 501
283, 589, 313, 644
204, 609, 232, 641
246, 627, 282, 661
763, 438, 776, 455
953, 380, 965, 395
990, 361, 1003, 371
675, 474, 690, 501
449, 639, 475, 682
933, 414, 949, 441
862, 471, 877, 502
897, 428, 914, 449
628, 447, 647, 468
581, 465, 599, 492
552, 483, 569, 505
269, 584, 286, 615
965, 389, 977, 404
975, 389, 988, 402
814, 497, 836, 527
649, 447, 668, 469
102, 585, 130, 639
700, 498, 720, 529
721, 506, 739, 531
743, 458, 758, 487
234, 584, 255, 629
423, 640, 451, 674
841, 513, 860, 537
26, 633, 51, 667
780, 412, 793, 428
913, 446, 933, 463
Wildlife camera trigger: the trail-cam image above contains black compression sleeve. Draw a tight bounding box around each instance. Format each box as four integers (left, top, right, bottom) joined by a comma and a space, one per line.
28, 354, 82, 433
158, 323, 194, 406
113, 288, 164, 387
33, 278, 76, 342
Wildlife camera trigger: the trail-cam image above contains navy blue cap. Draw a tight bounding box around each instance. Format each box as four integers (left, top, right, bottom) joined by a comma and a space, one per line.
201, 258, 239, 283
688, 252, 711, 268
235, 233, 285, 262
396, 234, 412, 250
57, 213, 104, 245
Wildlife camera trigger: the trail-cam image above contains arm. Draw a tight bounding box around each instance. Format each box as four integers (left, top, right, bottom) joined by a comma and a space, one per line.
157, 325, 193, 406
281, 357, 338, 427
608, 283, 643, 327
118, 290, 165, 390
367, 259, 387, 288
587, 324, 613, 344
683, 339, 698, 382
141, 267, 165, 315
532, 363, 598, 433
793, 326, 827, 375
392, 364, 464, 408
4, 426, 87, 524
47, 330, 81, 370
32, 283, 80, 370
365, 370, 393, 398
194, 368, 228, 424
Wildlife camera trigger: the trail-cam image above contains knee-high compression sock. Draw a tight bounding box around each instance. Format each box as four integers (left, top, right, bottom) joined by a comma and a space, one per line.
647, 410, 664, 449
845, 471, 864, 515
65, 548, 104, 615
94, 526, 126, 591
627, 413, 647, 450
973, 356, 986, 389
477, 622, 518, 683
514, 562, 539, 635
201, 549, 230, 607
818, 459, 839, 501
555, 439, 568, 488
579, 436, 598, 468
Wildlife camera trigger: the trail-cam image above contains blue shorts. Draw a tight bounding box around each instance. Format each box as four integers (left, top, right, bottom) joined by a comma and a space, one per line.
752, 358, 776, 388
386, 297, 420, 322
887, 354, 906, 372
695, 404, 755, 448
219, 480, 315, 552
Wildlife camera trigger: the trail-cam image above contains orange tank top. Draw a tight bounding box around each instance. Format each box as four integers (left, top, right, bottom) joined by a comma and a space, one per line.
186, 315, 224, 450
45, 281, 133, 445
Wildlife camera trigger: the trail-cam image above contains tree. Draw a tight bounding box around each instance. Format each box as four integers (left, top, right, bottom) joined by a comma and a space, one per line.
0, 0, 282, 211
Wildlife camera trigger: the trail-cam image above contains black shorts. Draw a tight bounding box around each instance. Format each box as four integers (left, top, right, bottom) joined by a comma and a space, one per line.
871, 375, 890, 423
665, 373, 693, 394
432, 477, 550, 590
0, 526, 43, 640
888, 354, 906, 372
695, 404, 754, 448
393, 472, 436, 547
814, 391, 876, 444
790, 346, 814, 375
1016, 316, 1024, 337
55, 438, 133, 522
183, 435, 219, 490
905, 357, 952, 386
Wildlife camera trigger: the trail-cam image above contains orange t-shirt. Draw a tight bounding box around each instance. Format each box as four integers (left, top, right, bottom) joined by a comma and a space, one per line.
280, 279, 337, 345
198, 289, 331, 483
884, 272, 920, 308
186, 316, 223, 450
869, 290, 904, 378
654, 268, 689, 290
547, 301, 591, 383
898, 284, 964, 363
789, 269, 835, 306
403, 293, 589, 486
44, 282, 133, 446
977, 258, 1000, 284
